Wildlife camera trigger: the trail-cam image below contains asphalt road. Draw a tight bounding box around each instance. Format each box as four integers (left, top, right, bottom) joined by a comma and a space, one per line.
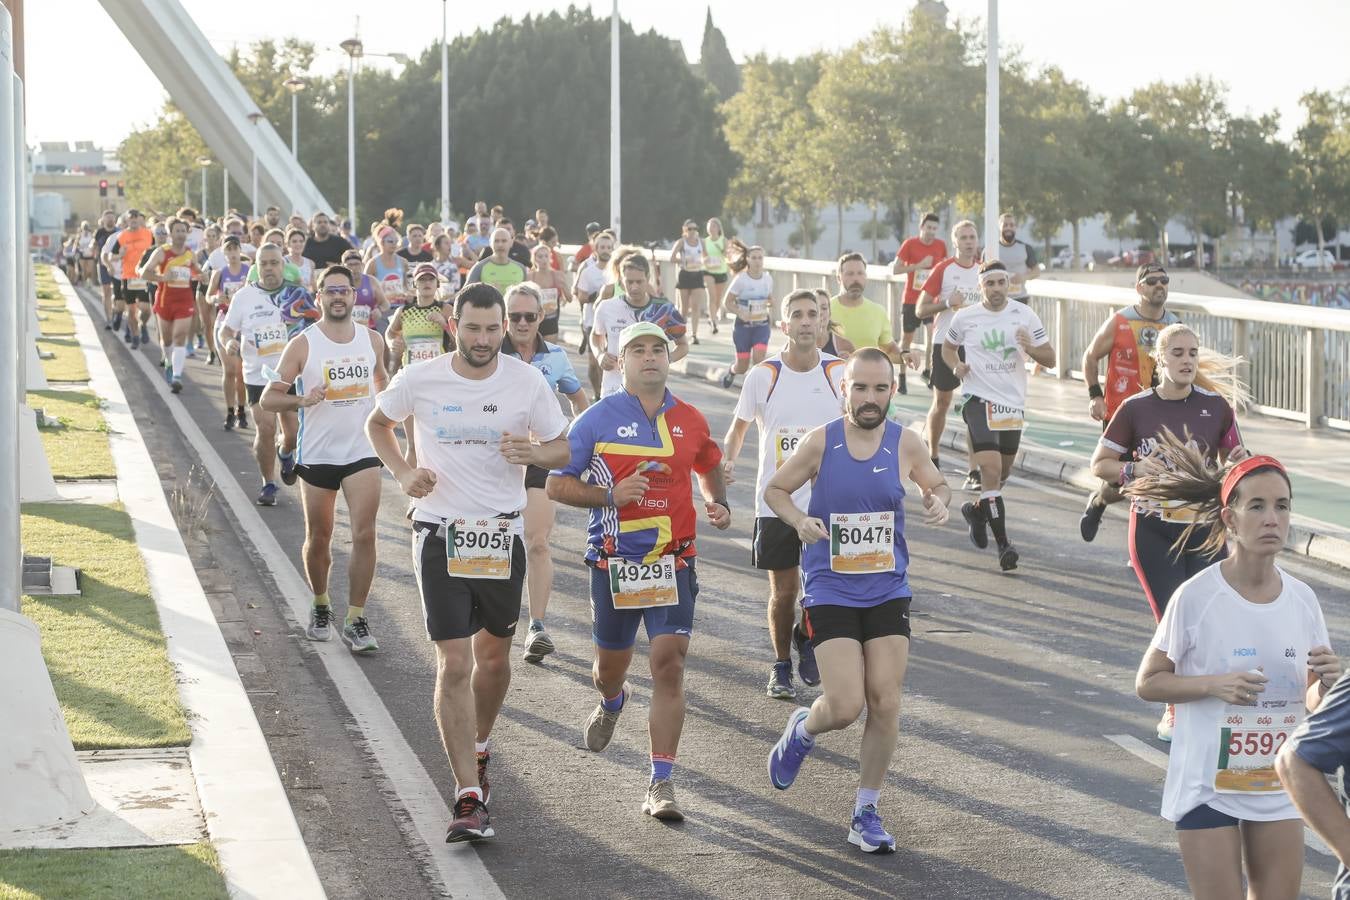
86, 292, 1350, 899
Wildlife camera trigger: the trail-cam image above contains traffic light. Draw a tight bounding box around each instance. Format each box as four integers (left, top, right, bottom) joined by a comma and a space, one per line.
98, 179, 108, 197
117, 181, 125, 198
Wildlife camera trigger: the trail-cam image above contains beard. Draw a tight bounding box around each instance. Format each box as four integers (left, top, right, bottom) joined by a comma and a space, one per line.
459, 344, 500, 368
846, 402, 886, 430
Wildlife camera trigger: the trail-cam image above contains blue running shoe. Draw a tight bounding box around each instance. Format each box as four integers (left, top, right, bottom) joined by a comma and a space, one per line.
767, 706, 813, 790
256, 483, 279, 507
278, 449, 297, 486
794, 624, 820, 687
766, 661, 796, 700
848, 804, 895, 853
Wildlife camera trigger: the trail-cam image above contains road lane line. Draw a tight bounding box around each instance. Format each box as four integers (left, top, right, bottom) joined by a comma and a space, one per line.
1104, 733, 1333, 857
75, 288, 505, 899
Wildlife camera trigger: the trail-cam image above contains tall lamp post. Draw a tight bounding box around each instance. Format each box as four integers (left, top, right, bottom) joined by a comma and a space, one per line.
284, 75, 307, 160
197, 155, 211, 218
340, 37, 363, 228
246, 110, 264, 219
440, 0, 450, 226
983, 0, 999, 261
609, 0, 621, 239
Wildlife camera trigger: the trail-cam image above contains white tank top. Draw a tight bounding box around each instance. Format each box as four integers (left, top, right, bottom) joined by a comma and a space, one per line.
296, 325, 379, 466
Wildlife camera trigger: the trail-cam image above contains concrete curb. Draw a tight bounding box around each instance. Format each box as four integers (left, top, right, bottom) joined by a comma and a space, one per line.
559, 323, 1350, 573
55, 271, 325, 899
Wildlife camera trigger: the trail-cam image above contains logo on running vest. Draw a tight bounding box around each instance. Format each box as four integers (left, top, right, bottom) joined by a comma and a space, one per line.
483, 403, 498, 414
637, 495, 669, 510
616, 422, 639, 438
872, 466, 887, 473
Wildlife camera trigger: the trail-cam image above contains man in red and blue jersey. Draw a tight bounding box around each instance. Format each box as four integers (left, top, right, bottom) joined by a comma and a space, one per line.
548, 321, 730, 822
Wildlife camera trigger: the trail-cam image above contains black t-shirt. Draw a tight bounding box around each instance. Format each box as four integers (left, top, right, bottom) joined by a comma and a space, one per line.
478, 241, 532, 268
304, 233, 350, 269
397, 246, 434, 265
93, 227, 116, 260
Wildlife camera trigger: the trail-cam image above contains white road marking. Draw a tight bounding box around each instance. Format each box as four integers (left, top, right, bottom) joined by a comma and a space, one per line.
1104, 733, 1333, 857
76, 289, 504, 899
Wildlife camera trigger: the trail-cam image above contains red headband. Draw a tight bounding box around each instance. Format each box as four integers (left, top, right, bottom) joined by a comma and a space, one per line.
1220, 455, 1286, 506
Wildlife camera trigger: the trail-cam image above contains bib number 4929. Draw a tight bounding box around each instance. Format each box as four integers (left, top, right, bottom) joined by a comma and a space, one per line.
609, 557, 678, 609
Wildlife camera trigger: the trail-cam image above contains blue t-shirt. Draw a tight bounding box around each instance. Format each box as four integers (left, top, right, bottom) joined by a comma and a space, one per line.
502, 338, 581, 396
1287, 670, 1350, 899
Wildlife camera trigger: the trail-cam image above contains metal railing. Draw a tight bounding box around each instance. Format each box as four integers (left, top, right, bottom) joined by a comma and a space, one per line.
564, 245, 1350, 430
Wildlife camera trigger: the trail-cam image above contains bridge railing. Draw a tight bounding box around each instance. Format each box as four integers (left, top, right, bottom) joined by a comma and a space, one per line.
561, 246, 1350, 430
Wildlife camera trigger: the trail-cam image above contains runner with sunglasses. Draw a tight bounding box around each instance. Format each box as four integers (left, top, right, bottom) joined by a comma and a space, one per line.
1079, 263, 1180, 542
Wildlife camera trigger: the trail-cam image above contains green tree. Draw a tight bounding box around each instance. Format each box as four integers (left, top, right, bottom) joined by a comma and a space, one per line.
118, 108, 209, 214
1292, 90, 1350, 268
699, 9, 741, 102
1225, 114, 1294, 236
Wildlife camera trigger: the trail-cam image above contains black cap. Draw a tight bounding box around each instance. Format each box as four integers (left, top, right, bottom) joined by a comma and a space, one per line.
585, 222, 602, 234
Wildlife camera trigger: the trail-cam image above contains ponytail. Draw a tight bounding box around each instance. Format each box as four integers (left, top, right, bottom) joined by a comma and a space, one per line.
726, 238, 763, 274
1154, 323, 1250, 410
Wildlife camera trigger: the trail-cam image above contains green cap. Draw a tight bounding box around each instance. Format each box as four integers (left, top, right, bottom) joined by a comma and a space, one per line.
617, 321, 674, 353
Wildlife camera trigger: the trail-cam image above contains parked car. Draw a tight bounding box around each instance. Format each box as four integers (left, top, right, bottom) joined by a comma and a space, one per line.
1105, 249, 1156, 269
1050, 249, 1093, 270
1292, 248, 1340, 270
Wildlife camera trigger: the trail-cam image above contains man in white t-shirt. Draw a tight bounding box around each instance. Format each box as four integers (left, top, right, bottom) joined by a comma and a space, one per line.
366, 281, 570, 845
942, 260, 1055, 572
722, 289, 845, 700
573, 230, 614, 399
218, 244, 300, 506
590, 252, 688, 397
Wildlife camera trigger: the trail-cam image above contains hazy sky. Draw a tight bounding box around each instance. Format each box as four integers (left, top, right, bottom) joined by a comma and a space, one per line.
24, 0, 1350, 149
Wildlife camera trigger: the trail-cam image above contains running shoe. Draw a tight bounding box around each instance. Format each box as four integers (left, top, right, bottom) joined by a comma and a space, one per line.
1157, 704, 1174, 743
710, 319, 719, 335
278, 449, 297, 486
170, 377, 183, 394
476, 752, 491, 805
998, 544, 1020, 572
196, 335, 206, 349
583, 681, 631, 751
766, 661, 797, 700
522, 624, 555, 663
794, 625, 820, 687
306, 604, 332, 641
111, 312, 122, 332
961, 470, 982, 492
123, 328, 133, 344
104, 320, 112, 331
342, 617, 378, 653
236, 407, 249, 429
162, 361, 172, 383
961, 502, 988, 550
186, 346, 197, 360
140, 324, 150, 343
848, 805, 895, 854
920, 367, 931, 389
768, 707, 813, 790
445, 794, 493, 842
720, 370, 735, 389
898, 370, 907, 395
129, 334, 140, 350
256, 483, 278, 507
1080, 495, 1106, 543
207, 351, 218, 366
224, 411, 236, 431
642, 779, 684, 821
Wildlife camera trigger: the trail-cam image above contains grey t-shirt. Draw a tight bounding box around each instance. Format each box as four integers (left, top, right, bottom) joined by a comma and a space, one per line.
1287, 670, 1350, 899
997, 240, 1038, 299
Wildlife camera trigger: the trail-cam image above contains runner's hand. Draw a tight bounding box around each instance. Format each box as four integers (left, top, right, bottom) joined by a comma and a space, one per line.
428, 310, 447, 328
1208, 669, 1267, 705
389, 335, 406, 358
905, 348, 923, 371
922, 491, 949, 526
794, 516, 828, 545
721, 459, 736, 483
1133, 450, 1167, 478
610, 471, 649, 507
705, 501, 730, 530
1088, 396, 1106, 422
1310, 646, 1342, 688
1229, 446, 1250, 463
499, 433, 537, 466
300, 385, 326, 407
601, 353, 618, 371
1015, 327, 1033, 352
954, 362, 971, 379
399, 467, 437, 498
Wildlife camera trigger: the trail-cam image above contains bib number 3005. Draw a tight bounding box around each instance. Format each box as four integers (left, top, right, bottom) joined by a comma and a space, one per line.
985, 403, 1024, 432
446, 520, 513, 580
609, 557, 678, 610
829, 512, 895, 574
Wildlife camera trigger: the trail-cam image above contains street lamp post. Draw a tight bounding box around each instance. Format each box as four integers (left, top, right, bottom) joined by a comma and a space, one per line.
284, 76, 307, 160
340, 37, 363, 229
983, 0, 999, 261
197, 156, 210, 217
609, 0, 620, 239
246, 111, 263, 219
441, 0, 450, 226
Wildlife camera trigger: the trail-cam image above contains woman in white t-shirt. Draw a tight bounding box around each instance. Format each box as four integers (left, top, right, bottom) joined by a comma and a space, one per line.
1133, 439, 1341, 899
718, 239, 775, 390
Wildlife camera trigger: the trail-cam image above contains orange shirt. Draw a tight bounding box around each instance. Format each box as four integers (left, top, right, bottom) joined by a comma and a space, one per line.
117, 227, 155, 281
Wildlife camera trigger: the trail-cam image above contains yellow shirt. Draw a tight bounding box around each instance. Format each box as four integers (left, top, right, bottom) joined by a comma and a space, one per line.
830, 296, 891, 349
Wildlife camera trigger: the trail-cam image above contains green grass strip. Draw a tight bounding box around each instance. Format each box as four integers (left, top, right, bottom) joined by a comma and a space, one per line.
0, 844, 227, 899
21, 503, 190, 749
37, 337, 90, 383
28, 390, 114, 480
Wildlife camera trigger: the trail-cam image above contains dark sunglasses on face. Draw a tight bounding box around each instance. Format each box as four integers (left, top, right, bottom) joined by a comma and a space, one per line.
508, 312, 538, 323
1142, 276, 1169, 286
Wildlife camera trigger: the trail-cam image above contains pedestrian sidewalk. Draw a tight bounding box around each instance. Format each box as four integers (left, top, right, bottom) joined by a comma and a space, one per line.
2, 269, 323, 898
556, 304, 1350, 568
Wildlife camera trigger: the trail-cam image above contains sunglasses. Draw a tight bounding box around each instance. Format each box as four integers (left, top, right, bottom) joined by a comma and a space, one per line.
1141, 276, 1169, 286
322, 286, 353, 297
508, 312, 539, 323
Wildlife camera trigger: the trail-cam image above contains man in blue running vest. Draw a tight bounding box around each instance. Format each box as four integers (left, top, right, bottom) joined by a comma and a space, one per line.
763, 348, 950, 853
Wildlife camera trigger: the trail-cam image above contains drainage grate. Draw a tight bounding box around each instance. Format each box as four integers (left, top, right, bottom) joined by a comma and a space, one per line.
22, 555, 82, 596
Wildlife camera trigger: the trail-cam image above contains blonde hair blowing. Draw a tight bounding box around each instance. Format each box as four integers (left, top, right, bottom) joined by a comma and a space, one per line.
1153, 323, 1249, 410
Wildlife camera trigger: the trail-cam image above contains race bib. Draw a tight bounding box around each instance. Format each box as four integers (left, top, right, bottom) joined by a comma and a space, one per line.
351, 304, 372, 326
540, 288, 559, 317
166, 266, 192, 288
1159, 500, 1199, 524
322, 356, 372, 403
223, 281, 242, 298
127, 278, 148, 291
742, 298, 769, 323
406, 338, 442, 364
382, 275, 406, 301
251, 323, 288, 358
1215, 704, 1302, 794
446, 519, 513, 580
986, 403, 1025, 432
829, 512, 895, 574
913, 268, 931, 289
772, 426, 810, 469
609, 556, 679, 609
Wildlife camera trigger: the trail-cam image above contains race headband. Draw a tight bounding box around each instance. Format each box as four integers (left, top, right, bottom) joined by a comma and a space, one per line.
979, 268, 1008, 283
1220, 455, 1286, 506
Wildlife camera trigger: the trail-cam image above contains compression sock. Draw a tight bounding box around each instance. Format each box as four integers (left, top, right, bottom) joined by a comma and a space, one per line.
980, 492, 1010, 549
650, 753, 675, 783
345, 604, 364, 624
855, 788, 881, 815
601, 689, 626, 713
313, 592, 331, 607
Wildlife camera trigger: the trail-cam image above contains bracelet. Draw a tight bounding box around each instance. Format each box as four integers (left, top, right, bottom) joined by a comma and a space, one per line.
1118, 462, 1135, 486
1088, 384, 1104, 400
605, 487, 615, 508
714, 497, 730, 512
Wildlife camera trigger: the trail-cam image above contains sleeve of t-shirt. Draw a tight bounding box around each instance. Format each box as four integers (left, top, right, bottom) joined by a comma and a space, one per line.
732, 365, 767, 423
872, 304, 892, 346
691, 410, 723, 475
221, 295, 244, 332
1024, 308, 1049, 345
923, 261, 947, 299
1218, 400, 1242, 451
553, 407, 596, 479
464, 260, 485, 284
1151, 591, 1195, 664
1288, 670, 1350, 775
528, 368, 568, 442
376, 366, 415, 422
727, 272, 748, 297
944, 308, 964, 346
1100, 399, 1135, 455
552, 350, 582, 396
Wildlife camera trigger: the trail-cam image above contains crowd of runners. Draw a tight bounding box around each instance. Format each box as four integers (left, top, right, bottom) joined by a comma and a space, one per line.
61, 201, 1350, 897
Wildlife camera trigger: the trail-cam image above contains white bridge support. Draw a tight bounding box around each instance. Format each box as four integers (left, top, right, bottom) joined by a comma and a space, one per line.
97, 0, 332, 216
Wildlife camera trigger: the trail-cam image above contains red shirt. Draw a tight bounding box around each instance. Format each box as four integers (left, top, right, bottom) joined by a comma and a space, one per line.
896, 237, 947, 305
574, 244, 594, 266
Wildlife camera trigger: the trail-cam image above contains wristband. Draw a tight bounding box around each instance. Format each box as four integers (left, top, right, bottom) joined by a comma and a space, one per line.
714, 497, 729, 512
1119, 462, 1135, 486
605, 487, 615, 508
1088, 384, 1104, 400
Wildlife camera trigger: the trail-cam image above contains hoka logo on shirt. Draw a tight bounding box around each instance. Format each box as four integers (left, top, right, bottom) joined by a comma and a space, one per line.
442, 405, 462, 413
980, 329, 1020, 361
1232, 647, 1257, 657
